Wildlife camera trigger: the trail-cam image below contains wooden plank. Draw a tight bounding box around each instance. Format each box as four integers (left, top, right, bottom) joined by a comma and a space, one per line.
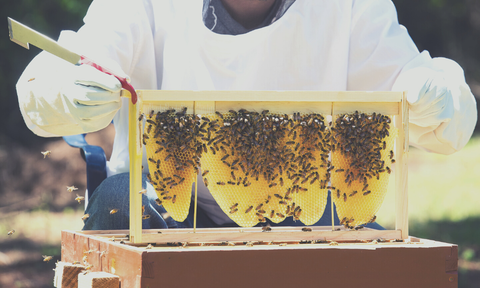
76, 227, 401, 244
78, 271, 119, 288
54, 262, 85, 288
122, 90, 403, 103
332, 102, 399, 115
395, 92, 409, 239
194, 101, 216, 115
140, 228, 401, 244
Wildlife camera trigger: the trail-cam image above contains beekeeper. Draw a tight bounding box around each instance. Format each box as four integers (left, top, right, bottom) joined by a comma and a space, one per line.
16, 0, 477, 230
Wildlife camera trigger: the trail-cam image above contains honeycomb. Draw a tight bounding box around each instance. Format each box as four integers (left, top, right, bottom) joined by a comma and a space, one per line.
200, 111, 330, 227
142, 107, 397, 228
330, 112, 397, 228
143, 107, 202, 222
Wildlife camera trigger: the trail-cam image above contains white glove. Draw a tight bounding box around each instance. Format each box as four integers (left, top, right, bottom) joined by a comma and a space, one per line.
17, 49, 123, 137
393, 51, 477, 154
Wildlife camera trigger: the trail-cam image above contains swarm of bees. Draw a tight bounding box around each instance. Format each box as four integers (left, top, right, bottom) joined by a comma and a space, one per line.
142, 108, 396, 228
200, 110, 331, 226
143, 107, 204, 222
331, 111, 397, 228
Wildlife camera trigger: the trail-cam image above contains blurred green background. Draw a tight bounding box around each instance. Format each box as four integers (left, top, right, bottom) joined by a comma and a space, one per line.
1, 0, 479, 287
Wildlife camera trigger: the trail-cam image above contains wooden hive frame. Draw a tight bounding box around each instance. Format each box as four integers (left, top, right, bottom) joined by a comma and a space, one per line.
122, 90, 408, 244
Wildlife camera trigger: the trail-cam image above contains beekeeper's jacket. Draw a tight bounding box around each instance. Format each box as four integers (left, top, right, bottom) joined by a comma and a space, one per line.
17, 0, 477, 225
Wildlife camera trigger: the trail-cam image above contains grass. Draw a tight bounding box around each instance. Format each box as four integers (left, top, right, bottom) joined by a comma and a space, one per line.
377, 135, 480, 227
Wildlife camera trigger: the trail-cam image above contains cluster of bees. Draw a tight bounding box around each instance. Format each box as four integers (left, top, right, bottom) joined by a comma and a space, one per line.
331, 111, 396, 228
141, 107, 395, 228
333, 111, 394, 187
143, 108, 204, 209
206, 110, 331, 190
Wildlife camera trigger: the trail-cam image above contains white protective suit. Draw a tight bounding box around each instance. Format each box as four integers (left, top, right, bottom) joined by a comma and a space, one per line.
17, 0, 477, 225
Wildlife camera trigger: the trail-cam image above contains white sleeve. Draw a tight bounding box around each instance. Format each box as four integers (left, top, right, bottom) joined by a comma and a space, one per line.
392, 52, 477, 154
15, 0, 157, 137
348, 0, 477, 154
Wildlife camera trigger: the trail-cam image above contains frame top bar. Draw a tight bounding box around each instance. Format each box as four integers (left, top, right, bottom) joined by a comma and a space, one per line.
121, 90, 403, 103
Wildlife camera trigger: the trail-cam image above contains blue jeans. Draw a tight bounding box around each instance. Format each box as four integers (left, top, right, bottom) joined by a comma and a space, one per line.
82, 173, 384, 230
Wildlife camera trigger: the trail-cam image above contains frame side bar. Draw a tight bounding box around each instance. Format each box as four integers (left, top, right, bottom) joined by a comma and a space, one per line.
395, 92, 409, 239
129, 93, 143, 243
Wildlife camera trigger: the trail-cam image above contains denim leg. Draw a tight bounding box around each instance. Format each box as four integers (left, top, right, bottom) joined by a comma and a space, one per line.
83, 177, 384, 230
82, 173, 177, 230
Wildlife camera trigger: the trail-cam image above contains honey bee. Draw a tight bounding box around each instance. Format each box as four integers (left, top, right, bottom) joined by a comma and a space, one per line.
42, 255, 53, 262
216, 181, 225, 186
7, 230, 15, 236
146, 244, 153, 249
386, 167, 391, 174
155, 198, 162, 206
369, 215, 377, 223
172, 195, 177, 204
276, 213, 285, 218
389, 150, 394, 159
204, 178, 209, 187
391, 159, 396, 164
349, 191, 357, 197
270, 210, 275, 218
142, 214, 151, 220
245, 206, 253, 214
201, 170, 209, 177
262, 225, 272, 232
229, 208, 238, 214
66, 186, 78, 193
110, 209, 118, 214
363, 191, 371, 196
302, 227, 312, 232
138, 189, 147, 195
75, 194, 85, 204
343, 193, 347, 202
41, 151, 51, 158
82, 214, 90, 221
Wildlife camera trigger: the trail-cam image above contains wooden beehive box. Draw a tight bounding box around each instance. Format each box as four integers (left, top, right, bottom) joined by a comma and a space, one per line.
60, 90, 458, 288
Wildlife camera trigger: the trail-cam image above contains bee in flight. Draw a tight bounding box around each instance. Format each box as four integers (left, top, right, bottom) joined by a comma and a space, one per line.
42, 255, 53, 262
66, 186, 78, 193
41, 151, 51, 158
75, 194, 85, 204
